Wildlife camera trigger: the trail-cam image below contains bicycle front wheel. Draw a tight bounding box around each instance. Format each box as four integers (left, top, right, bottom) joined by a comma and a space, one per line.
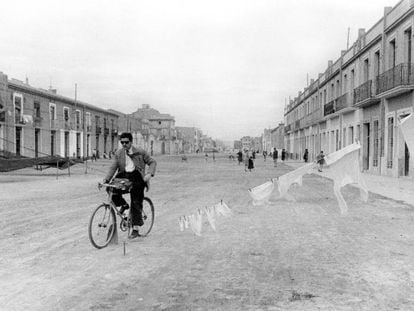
88, 203, 116, 249
139, 197, 154, 237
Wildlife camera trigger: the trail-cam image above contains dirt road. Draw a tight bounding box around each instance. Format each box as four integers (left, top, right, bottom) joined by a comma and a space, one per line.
1, 154, 414, 310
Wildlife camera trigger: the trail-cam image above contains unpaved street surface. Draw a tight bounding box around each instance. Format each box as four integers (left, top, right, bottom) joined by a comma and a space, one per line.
1, 155, 414, 310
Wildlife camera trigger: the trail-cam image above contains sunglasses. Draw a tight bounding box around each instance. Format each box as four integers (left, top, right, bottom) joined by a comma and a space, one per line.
120, 141, 130, 145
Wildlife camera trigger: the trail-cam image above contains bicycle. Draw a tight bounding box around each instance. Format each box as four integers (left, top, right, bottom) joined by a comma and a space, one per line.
88, 181, 155, 249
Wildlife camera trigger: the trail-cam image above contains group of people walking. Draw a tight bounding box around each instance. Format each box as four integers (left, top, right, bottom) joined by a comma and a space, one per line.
236, 147, 288, 171
234, 147, 326, 173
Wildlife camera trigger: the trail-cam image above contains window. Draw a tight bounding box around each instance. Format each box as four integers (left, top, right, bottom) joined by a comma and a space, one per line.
49, 103, 56, 120
13, 93, 23, 123
343, 74, 348, 93
363, 59, 369, 82
373, 120, 379, 167
405, 28, 412, 64
336, 80, 340, 97
86, 112, 91, 127
76, 110, 81, 126
64, 107, 70, 122
34, 102, 41, 118
350, 70, 355, 91
374, 51, 380, 77
343, 127, 346, 147
387, 116, 394, 168
349, 126, 354, 144
389, 39, 396, 69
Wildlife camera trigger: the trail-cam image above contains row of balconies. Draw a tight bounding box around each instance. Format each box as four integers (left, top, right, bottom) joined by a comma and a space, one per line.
286, 63, 414, 115
287, 63, 414, 131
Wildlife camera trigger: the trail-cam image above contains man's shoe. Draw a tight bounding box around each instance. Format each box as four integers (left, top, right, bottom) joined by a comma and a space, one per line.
128, 230, 140, 239
137, 218, 144, 226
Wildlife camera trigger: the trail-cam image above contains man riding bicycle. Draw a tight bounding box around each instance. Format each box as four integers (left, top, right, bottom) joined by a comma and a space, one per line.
103, 132, 157, 239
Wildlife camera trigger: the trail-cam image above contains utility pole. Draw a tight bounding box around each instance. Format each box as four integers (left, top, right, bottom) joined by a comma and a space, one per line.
347, 27, 350, 49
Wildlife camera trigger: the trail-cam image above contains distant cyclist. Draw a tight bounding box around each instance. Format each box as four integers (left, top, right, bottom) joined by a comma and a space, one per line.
103, 132, 157, 239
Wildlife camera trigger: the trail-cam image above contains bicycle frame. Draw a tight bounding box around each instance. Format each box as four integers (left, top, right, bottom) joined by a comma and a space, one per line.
99, 183, 132, 232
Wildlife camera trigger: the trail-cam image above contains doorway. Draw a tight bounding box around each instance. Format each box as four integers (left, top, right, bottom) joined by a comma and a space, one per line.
64, 132, 69, 158
15, 127, 22, 156
404, 143, 410, 176
35, 129, 40, 158
76, 133, 81, 158
363, 122, 370, 170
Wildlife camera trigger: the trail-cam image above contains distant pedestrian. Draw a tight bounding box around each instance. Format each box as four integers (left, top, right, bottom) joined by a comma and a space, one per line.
205, 153, 208, 161
252, 151, 256, 159
212, 151, 216, 162
281, 149, 286, 161
303, 149, 309, 163
248, 156, 254, 172
92, 149, 97, 161
237, 150, 243, 165
316, 150, 325, 172
244, 150, 250, 171
272, 148, 278, 167
263, 150, 267, 161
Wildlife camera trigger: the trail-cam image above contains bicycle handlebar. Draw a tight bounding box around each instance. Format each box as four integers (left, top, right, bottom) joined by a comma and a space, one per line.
98, 182, 124, 191
98, 182, 150, 192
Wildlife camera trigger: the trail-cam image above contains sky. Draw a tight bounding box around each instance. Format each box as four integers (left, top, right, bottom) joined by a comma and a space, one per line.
0, 0, 398, 141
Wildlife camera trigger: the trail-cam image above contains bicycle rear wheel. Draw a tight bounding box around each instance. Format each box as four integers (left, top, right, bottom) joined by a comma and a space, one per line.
139, 197, 154, 237
88, 203, 116, 249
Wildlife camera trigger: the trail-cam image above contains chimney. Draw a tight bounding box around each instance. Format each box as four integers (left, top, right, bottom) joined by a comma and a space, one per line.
310, 78, 314, 85
358, 28, 365, 38
328, 60, 333, 67
25, 77, 29, 85
384, 6, 392, 15
49, 88, 57, 94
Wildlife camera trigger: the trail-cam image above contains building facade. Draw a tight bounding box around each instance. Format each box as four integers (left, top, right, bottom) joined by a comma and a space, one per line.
262, 129, 272, 153
131, 104, 176, 155
285, 0, 414, 177
176, 126, 200, 153
0, 72, 119, 160
271, 123, 285, 154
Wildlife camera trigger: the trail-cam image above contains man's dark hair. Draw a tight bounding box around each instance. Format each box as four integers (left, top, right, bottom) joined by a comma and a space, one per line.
119, 132, 133, 142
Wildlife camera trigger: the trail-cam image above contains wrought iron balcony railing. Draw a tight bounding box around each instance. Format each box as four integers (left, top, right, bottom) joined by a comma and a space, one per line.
324, 100, 335, 116
96, 126, 102, 134
376, 63, 414, 94
335, 93, 351, 111
104, 128, 110, 136
354, 80, 373, 104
